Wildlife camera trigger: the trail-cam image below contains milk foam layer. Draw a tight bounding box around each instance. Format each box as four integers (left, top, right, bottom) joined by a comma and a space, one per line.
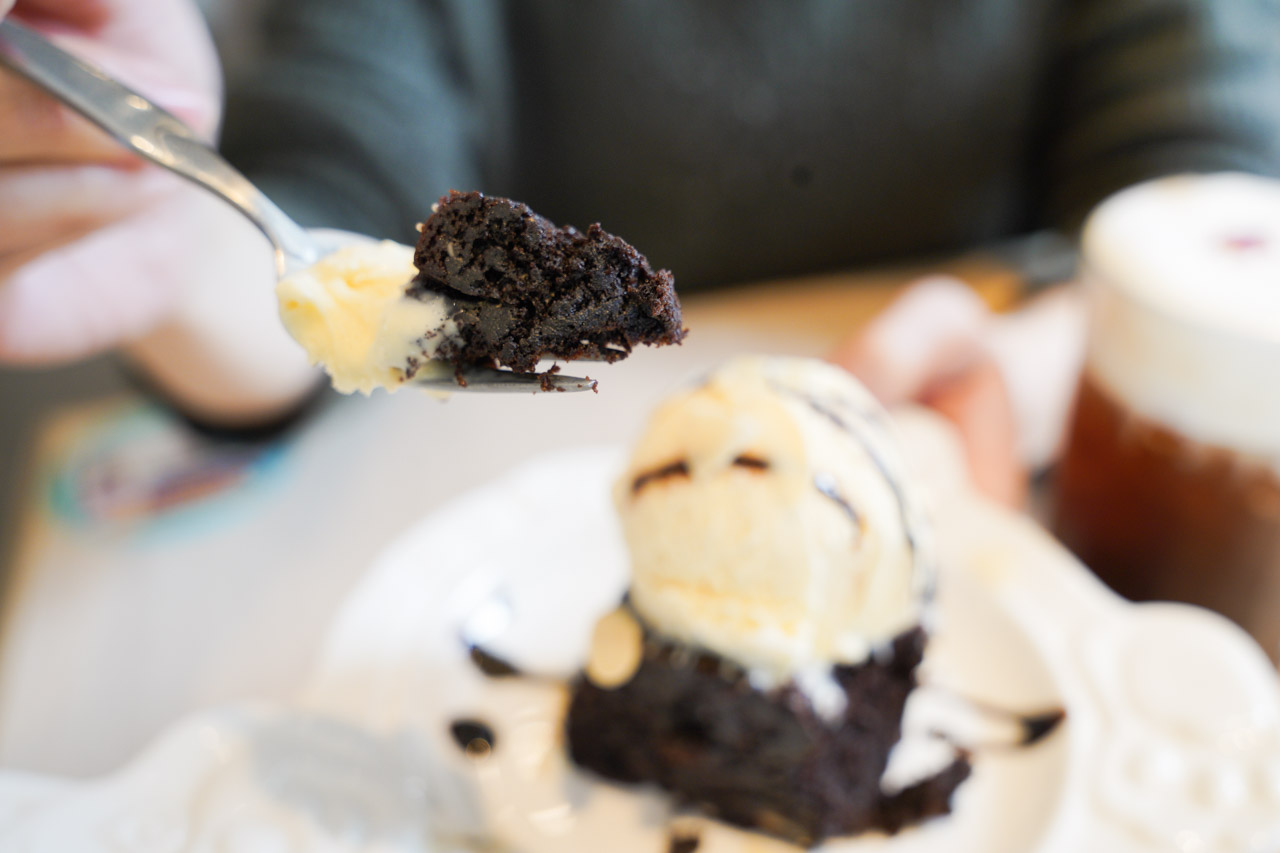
615, 356, 930, 681
1082, 173, 1280, 459
276, 240, 455, 395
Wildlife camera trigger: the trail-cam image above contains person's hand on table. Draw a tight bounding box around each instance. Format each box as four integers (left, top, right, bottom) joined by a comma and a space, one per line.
0, 0, 315, 425
829, 276, 1087, 508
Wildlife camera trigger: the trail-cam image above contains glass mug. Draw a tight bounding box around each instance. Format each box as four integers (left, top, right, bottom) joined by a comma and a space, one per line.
1052, 173, 1280, 662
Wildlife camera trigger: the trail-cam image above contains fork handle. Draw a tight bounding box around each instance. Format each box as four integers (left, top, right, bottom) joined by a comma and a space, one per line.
0, 19, 316, 274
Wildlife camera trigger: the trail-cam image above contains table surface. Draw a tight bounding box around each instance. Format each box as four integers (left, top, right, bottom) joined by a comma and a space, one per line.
0, 256, 1019, 778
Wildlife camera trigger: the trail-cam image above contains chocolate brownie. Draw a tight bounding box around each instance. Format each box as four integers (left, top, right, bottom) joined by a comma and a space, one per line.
411, 191, 685, 373
566, 624, 970, 847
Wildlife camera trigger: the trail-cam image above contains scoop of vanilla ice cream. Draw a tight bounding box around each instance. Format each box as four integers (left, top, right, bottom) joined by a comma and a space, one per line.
616, 356, 931, 682
276, 240, 456, 395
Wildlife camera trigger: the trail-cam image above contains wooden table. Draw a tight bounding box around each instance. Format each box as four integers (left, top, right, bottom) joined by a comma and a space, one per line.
684, 250, 1020, 347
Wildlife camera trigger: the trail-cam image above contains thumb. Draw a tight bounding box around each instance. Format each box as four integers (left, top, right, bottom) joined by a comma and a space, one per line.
919, 358, 1027, 508
829, 276, 991, 403
0, 185, 195, 362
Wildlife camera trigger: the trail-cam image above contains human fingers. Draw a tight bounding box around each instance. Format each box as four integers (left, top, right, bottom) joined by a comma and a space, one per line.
827, 275, 1026, 505
74, 0, 221, 137
982, 286, 1088, 469
0, 65, 135, 164
0, 185, 195, 362
9, 0, 109, 30
0, 0, 139, 164
828, 276, 992, 403
0, 164, 171, 253
0, 0, 220, 166
0, 182, 319, 423
919, 358, 1027, 508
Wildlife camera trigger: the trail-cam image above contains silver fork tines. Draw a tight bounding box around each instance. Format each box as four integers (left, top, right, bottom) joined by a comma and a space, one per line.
413, 366, 597, 394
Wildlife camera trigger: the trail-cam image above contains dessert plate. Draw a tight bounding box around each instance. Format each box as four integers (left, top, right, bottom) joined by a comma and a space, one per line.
2, 433, 1280, 852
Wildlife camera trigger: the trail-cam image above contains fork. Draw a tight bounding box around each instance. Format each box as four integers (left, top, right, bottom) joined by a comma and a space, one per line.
0, 19, 596, 394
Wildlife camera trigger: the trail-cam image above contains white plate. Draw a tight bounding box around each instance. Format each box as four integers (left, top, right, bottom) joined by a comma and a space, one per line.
3, 436, 1280, 852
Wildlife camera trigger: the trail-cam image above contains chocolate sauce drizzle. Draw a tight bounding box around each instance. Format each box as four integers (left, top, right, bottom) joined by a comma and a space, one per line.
1018, 709, 1067, 746
450, 719, 496, 757
925, 684, 1067, 750
731, 455, 769, 471
631, 459, 690, 494
667, 832, 701, 853
632, 455, 770, 496
814, 472, 860, 524
774, 385, 926, 589
468, 645, 522, 677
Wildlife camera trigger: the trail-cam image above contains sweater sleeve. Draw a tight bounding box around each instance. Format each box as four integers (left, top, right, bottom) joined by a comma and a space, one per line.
217, 0, 511, 242
1043, 0, 1280, 228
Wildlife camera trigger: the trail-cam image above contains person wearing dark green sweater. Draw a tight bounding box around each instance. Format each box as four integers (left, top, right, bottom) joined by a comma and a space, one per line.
219, 0, 1280, 290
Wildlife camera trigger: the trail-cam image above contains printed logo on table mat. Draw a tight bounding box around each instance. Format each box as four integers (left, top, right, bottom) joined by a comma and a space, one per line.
45, 402, 288, 535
